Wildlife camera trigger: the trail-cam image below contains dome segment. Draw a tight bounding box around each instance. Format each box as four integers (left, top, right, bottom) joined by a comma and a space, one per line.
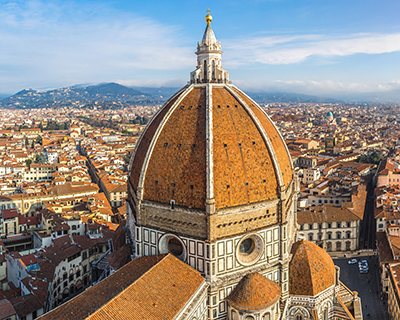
226, 272, 281, 312
289, 240, 335, 296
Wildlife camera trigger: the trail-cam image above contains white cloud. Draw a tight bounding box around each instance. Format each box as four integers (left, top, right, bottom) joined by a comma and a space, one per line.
235, 79, 400, 96
0, 1, 193, 93
224, 33, 400, 65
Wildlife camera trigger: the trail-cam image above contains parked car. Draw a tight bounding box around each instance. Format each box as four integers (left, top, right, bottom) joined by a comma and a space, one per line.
359, 267, 369, 274
348, 259, 357, 264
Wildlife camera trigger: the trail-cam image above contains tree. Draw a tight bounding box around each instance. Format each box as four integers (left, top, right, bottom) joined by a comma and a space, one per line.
358, 151, 383, 165
24, 136, 29, 146
25, 159, 32, 168
35, 136, 42, 145
34, 153, 47, 164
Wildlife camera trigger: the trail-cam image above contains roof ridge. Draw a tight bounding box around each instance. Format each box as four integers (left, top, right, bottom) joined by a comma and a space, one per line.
303, 244, 316, 294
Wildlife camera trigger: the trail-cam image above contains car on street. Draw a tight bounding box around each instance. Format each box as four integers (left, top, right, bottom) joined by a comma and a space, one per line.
359, 266, 369, 273
358, 261, 369, 273
348, 259, 358, 264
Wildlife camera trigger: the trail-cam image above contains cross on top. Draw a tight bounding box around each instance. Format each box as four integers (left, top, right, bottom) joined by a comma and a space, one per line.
206, 9, 211, 14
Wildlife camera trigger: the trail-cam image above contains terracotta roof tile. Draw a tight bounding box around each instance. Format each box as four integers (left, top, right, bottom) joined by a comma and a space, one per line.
289, 240, 335, 296
130, 88, 186, 191
212, 87, 278, 208
38, 254, 204, 320
232, 87, 293, 189
226, 272, 281, 311
0, 299, 17, 319
87, 254, 204, 320
130, 84, 293, 211
297, 205, 361, 224
142, 87, 207, 209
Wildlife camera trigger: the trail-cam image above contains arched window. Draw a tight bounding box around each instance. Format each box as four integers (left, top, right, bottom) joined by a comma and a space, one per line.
346, 241, 351, 250
323, 308, 328, 320
262, 313, 271, 320
326, 242, 332, 251
308, 233, 313, 241
203, 60, 207, 81
296, 315, 303, 320
336, 242, 342, 250
231, 310, 239, 320
336, 232, 341, 239
212, 60, 216, 80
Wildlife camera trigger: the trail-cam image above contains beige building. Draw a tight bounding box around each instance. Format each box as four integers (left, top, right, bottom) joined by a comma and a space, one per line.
302, 167, 321, 184
388, 263, 400, 320
298, 204, 361, 251
0, 182, 99, 216
24, 163, 58, 182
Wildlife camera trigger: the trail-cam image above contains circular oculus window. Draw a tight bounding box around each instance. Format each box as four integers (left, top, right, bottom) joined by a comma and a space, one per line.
159, 234, 186, 261
236, 234, 264, 265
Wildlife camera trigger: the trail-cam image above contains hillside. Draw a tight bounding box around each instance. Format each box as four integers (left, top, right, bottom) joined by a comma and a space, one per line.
0, 83, 152, 109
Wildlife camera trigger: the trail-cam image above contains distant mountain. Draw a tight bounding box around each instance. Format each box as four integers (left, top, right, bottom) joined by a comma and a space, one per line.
0, 83, 346, 109
130, 86, 181, 99
331, 90, 400, 103
0, 83, 153, 109
246, 91, 341, 104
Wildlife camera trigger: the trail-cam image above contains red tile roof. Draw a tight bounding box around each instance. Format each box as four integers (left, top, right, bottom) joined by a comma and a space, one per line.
226, 272, 281, 311
0, 299, 17, 319
289, 240, 335, 296
38, 254, 204, 320
2, 208, 19, 219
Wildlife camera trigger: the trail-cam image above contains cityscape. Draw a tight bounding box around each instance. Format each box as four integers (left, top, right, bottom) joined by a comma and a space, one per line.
1, 1, 400, 320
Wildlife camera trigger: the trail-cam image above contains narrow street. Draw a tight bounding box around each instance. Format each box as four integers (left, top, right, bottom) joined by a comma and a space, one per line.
335, 256, 389, 319
359, 178, 376, 250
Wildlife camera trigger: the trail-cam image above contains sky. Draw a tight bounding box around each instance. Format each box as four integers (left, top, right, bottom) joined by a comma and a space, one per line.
2, 0, 400, 99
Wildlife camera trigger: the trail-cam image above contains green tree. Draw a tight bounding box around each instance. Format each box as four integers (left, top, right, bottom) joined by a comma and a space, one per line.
34, 153, 47, 164
25, 159, 32, 168
358, 151, 383, 165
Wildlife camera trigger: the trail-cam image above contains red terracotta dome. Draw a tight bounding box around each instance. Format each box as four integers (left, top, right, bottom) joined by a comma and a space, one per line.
226, 272, 281, 311
129, 84, 293, 210
289, 240, 336, 296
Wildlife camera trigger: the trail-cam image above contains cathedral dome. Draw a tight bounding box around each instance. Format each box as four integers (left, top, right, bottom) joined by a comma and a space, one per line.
226, 272, 281, 312
289, 240, 335, 296
129, 85, 293, 210
127, 12, 295, 242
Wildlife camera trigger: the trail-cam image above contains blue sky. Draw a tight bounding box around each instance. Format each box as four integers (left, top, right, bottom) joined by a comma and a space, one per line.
2, 0, 400, 98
